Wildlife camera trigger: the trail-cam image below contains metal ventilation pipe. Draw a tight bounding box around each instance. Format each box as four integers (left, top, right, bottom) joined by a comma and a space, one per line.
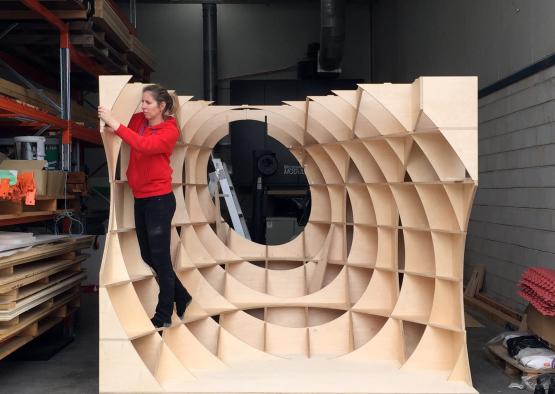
318, 0, 346, 72
203, 3, 217, 101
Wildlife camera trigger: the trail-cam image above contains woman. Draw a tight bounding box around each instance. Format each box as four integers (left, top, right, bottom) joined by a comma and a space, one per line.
99, 84, 191, 329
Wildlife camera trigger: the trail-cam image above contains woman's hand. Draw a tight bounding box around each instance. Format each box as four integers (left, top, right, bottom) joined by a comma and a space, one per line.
103, 126, 115, 133
98, 106, 121, 131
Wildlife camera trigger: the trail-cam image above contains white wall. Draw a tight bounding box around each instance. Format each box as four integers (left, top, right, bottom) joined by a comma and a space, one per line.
135, 1, 371, 102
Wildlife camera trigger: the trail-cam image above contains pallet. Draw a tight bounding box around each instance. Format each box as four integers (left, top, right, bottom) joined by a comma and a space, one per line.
0, 255, 86, 304
0, 274, 85, 323
464, 265, 524, 329
487, 342, 555, 378
0, 293, 80, 360
0, 235, 94, 271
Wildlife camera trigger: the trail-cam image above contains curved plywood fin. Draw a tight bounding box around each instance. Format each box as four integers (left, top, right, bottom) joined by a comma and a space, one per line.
309, 185, 331, 222
308, 99, 351, 142
364, 140, 404, 183
415, 77, 477, 132
226, 229, 266, 260
106, 282, 154, 339
267, 233, 304, 260
347, 267, 373, 305
225, 267, 349, 310
406, 141, 440, 182
415, 185, 460, 231
100, 234, 131, 287
432, 231, 465, 280
227, 261, 266, 293
358, 84, 413, 134
351, 312, 388, 350
403, 229, 435, 276
390, 184, 429, 229
413, 134, 466, 181
195, 224, 243, 262
307, 228, 333, 293
343, 141, 386, 183
182, 299, 210, 323
346, 185, 377, 225
305, 145, 344, 185
347, 225, 377, 268
265, 322, 309, 358
99, 288, 128, 340
351, 269, 398, 316
439, 129, 477, 180
322, 145, 349, 182
162, 324, 227, 371
391, 274, 434, 325
443, 183, 476, 231
155, 342, 197, 390
181, 225, 216, 268
100, 339, 162, 393
448, 345, 472, 385
428, 279, 464, 331
268, 264, 307, 297
401, 326, 464, 373
177, 269, 236, 315
217, 327, 280, 364
111, 83, 144, 127
100, 130, 123, 182
174, 242, 197, 272
220, 310, 265, 351
365, 184, 397, 227
312, 95, 356, 131
99, 75, 133, 110
309, 312, 352, 358
339, 318, 403, 364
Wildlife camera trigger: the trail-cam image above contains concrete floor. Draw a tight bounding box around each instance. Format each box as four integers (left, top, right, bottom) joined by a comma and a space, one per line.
0, 293, 518, 394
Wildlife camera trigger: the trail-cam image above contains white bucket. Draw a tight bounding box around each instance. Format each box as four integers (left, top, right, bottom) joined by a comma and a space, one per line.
14, 136, 46, 161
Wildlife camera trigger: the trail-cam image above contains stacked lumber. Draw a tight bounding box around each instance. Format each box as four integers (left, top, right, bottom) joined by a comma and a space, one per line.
0, 77, 98, 128
519, 268, 555, 316
0, 0, 154, 81
0, 234, 94, 360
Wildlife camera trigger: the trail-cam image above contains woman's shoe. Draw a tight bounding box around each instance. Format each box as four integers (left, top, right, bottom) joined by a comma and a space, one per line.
151, 316, 171, 329
176, 297, 192, 320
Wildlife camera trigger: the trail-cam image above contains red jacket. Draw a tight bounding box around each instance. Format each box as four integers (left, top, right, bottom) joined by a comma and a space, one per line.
115, 112, 179, 198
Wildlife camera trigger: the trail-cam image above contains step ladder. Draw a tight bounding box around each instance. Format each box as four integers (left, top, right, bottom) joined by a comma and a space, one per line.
211, 156, 251, 240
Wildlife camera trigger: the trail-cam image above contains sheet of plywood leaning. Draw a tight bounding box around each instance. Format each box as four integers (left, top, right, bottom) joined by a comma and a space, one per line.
99, 75, 478, 394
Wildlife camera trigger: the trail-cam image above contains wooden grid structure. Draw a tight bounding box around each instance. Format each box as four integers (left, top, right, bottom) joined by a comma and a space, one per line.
99, 75, 478, 394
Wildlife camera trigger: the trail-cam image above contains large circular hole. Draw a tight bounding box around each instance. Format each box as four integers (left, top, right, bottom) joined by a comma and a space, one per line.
208, 119, 310, 246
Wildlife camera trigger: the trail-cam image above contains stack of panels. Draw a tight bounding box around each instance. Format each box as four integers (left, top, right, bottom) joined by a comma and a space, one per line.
0, 235, 94, 359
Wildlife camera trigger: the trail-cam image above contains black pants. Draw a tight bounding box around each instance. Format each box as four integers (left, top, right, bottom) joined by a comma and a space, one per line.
134, 192, 190, 322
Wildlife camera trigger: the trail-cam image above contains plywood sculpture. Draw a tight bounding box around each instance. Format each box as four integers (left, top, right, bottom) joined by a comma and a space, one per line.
99, 75, 478, 393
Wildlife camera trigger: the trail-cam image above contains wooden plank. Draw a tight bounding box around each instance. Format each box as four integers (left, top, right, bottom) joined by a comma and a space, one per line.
0, 236, 94, 270
0, 77, 97, 126
464, 296, 521, 328
0, 257, 84, 295
0, 274, 84, 321
0, 289, 79, 341
0, 305, 79, 360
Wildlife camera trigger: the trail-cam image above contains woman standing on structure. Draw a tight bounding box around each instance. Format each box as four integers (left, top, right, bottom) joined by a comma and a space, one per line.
98, 84, 190, 328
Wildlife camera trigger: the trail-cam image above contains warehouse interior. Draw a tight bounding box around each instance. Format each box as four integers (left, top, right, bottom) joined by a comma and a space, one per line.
0, 1, 554, 393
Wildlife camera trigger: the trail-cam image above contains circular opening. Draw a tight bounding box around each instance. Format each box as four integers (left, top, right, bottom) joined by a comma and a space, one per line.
208, 119, 310, 246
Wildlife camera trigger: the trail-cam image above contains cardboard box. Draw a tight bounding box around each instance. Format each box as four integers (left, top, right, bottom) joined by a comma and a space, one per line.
0, 160, 47, 195
527, 304, 555, 346
47, 171, 65, 197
